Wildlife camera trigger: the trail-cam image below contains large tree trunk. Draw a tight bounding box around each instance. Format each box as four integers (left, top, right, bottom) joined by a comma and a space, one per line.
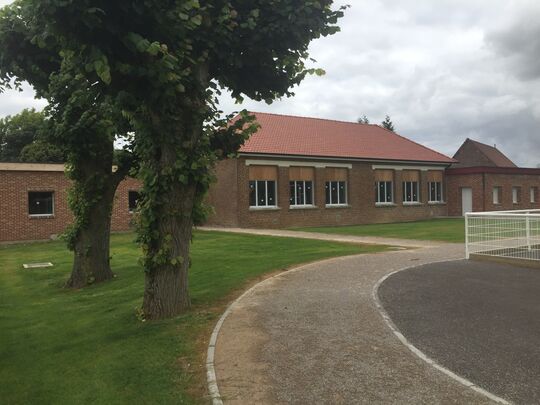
66, 182, 117, 288
141, 152, 197, 319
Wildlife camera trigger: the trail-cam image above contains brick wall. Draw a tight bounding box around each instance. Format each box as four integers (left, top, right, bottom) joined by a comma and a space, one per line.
0, 170, 142, 243
446, 172, 540, 216
206, 157, 448, 228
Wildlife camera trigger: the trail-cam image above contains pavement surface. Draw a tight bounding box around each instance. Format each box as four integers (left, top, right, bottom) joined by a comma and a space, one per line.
200, 226, 445, 248
379, 259, 540, 405
213, 241, 499, 404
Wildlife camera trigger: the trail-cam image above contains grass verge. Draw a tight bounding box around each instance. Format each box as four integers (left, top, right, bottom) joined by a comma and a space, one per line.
293, 218, 465, 243
0, 230, 388, 404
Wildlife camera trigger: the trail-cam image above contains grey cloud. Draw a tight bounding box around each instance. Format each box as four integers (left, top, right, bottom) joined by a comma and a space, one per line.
0, 0, 538, 167
487, 11, 540, 81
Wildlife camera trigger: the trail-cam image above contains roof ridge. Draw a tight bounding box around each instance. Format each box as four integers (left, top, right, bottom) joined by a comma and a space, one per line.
249, 111, 369, 126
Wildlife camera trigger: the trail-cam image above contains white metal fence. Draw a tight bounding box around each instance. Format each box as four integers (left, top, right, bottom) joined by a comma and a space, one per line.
465, 209, 540, 261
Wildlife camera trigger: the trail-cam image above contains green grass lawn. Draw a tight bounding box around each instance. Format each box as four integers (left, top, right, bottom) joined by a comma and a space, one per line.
0, 231, 387, 404
294, 218, 465, 243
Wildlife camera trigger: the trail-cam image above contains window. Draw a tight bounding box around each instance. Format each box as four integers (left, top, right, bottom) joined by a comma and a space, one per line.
493, 187, 501, 204
28, 191, 54, 216
531, 187, 538, 203
325, 181, 347, 205
512, 187, 520, 204
402, 181, 419, 203
289, 181, 313, 206
376, 181, 393, 203
428, 182, 443, 202
402, 170, 420, 204
374, 169, 394, 204
249, 180, 277, 207
129, 191, 140, 212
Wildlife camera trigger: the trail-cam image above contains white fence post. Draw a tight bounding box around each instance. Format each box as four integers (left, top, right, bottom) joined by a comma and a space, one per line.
465, 213, 470, 259
526, 213, 532, 252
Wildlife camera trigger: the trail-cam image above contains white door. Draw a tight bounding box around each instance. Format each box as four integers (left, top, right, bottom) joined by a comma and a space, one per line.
461, 187, 473, 215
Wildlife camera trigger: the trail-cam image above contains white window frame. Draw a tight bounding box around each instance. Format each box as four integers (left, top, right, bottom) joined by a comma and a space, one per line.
512, 187, 520, 204
376, 181, 393, 204
493, 187, 501, 205
249, 180, 277, 208
402, 181, 419, 204
428, 181, 443, 203
531, 187, 537, 203
28, 191, 55, 217
289, 180, 314, 207
325, 181, 347, 206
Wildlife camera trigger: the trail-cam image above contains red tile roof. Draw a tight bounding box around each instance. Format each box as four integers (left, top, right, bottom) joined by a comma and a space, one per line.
239, 112, 455, 164
466, 139, 517, 168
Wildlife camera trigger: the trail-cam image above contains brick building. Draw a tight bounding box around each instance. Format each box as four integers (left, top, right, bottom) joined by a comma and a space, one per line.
2, 114, 539, 242
206, 113, 454, 228
0, 162, 141, 242
446, 139, 540, 216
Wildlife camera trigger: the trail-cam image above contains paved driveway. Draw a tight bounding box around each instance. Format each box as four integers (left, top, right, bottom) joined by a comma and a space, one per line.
213, 244, 499, 404
379, 260, 540, 405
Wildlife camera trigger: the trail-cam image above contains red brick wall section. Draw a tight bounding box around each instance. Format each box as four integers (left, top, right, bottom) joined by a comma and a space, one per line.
446, 173, 540, 216
205, 159, 239, 227
206, 157, 449, 229
0, 170, 142, 243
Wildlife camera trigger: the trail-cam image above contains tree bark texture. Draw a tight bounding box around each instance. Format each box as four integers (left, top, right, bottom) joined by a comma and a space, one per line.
141, 154, 197, 320
66, 181, 118, 288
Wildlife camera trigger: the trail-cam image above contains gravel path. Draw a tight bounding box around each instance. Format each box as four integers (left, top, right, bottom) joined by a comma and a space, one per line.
200, 226, 446, 248
213, 243, 499, 404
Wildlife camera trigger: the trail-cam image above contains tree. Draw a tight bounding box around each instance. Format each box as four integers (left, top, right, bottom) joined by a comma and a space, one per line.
0, 3, 135, 288
0, 108, 62, 162
381, 115, 395, 132
15, 0, 346, 319
358, 115, 370, 124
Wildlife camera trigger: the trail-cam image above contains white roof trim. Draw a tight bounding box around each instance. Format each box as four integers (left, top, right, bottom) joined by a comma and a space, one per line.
245, 159, 352, 169
240, 152, 451, 166
372, 164, 446, 171
0, 163, 65, 172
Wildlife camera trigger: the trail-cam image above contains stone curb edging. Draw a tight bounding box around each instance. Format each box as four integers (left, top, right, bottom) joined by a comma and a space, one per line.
205, 254, 370, 404
372, 259, 511, 405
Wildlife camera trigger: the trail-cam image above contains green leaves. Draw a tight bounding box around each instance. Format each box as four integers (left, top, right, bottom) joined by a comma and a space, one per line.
94, 58, 111, 84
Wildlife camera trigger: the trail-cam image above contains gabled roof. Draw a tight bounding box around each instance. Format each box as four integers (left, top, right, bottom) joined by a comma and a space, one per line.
453, 138, 517, 168
239, 112, 455, 164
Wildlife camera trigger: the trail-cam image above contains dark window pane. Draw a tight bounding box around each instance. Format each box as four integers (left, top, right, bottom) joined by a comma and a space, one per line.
257, 180, 266, 205
331, 182, 338, 204
325, 182, 331, 204
128, 191, 140, 211
28, 192, 53, 215
296, 182, 305, 205
305, 181, 313, 205
289, 182, 295, 205
249, 181, 257, 206
339, 182, 346, 204
412, 182, 418, 201
386, 182, 393, 202
267, 181, 276, 206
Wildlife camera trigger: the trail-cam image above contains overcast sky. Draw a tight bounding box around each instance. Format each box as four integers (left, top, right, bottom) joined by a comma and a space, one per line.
1, 0, 539, 166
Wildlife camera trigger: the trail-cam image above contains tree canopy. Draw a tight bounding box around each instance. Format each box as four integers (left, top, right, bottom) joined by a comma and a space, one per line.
2, 0, 346, 319
0, 108, 63, 162
381, 115, 395, 131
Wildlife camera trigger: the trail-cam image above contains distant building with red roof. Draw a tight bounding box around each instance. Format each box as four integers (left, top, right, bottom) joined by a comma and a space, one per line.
446, 138, 539, 216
